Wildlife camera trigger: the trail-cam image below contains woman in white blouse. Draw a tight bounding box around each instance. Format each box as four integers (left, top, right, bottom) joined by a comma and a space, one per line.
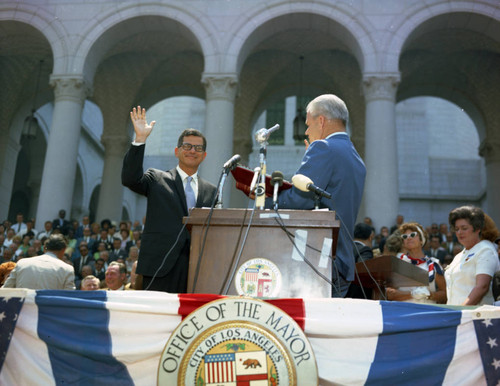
446, 206, 500, 306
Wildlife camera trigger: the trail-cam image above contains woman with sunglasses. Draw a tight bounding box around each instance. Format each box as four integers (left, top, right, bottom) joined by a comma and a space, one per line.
445, 206, 500, 306
386, 222, 447, 304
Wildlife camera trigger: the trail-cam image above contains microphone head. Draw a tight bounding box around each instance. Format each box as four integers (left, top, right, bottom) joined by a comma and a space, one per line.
271, 170, 284, 186
254, 124, 280, 144
291, 174, 312, 192
223, 154, 241, 169
254, 128, 268, 143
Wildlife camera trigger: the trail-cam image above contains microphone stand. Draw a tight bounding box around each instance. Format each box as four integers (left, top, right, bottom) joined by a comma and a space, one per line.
255, 143, 267, 210
216, 169, 229, 209
313, 192, 321, 210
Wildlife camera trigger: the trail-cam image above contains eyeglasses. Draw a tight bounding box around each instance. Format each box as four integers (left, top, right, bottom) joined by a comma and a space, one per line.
180, 143, 205, 152
401, 232, 418, 240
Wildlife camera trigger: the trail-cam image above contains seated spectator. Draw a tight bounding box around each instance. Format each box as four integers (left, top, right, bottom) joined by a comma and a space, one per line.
95, 258, 106, 281
76, 265, 95, 289
125, 246, 139, 274
120, 229, 131, 250
439, 223, 449, 243
386, 222, 446, 304
109, 238, 127, 262
11, 236, 23, 260
425, 235, 447, 264
74, 243, 95, 280
93, 242, 109, 260
3, 228, 15, 249
347, 223, 374, 299
382, 231, 404, 257
23, 219, 38, 240
1, 248, 15, 264
81, 275, 100, 291
0, 261, 16, 286
390, 214, 404, 234
77, 227, 96, 254
12, 213, 27, 237
25, 246, 37, 257
105, 262, 131, 290
32, 239, 43, 255
65, 229, 78, 258
125, 230, 141, 253
75, 215, 91, 239
90, 222, 100, 237
96, 229, 112, 250
36, 220, 53, 240
2, 234, 75, 290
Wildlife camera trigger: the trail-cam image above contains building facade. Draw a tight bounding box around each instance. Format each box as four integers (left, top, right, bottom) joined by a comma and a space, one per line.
1, 0, 500, 230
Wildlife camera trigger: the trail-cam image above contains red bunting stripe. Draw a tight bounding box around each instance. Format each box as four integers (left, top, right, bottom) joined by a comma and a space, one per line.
178, 294, 306, 331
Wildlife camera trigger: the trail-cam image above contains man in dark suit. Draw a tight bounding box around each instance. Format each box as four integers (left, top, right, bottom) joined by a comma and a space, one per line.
425, 235, 448, 264
125, 229, 141, 253
269, 94, 366, 297
122, 106, 217, 293
52, 209, 70, 235
347, 223, 374, 299
73, 242, 95, 280
109, 237, 127, 262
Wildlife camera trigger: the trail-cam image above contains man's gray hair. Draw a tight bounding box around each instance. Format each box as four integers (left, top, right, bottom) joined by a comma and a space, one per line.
306, 94, 349, 126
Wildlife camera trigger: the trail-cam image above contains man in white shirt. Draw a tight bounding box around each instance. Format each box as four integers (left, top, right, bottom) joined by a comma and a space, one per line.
12, 213, 27, 237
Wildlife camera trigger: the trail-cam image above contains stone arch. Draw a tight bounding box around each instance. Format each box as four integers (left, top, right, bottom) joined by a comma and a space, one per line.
71, 3, 219, 83
223, 1, 376, 74
384, 1, 500, 73
0, 3, 68, 73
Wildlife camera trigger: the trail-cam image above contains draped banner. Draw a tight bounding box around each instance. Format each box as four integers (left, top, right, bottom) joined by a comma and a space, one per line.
0, 289, 499, 385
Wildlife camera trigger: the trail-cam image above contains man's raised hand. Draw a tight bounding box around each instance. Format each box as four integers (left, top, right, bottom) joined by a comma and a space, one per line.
130, 106, 156, 143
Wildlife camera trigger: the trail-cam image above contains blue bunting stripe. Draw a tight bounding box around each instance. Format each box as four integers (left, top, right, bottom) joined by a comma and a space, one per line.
35, 290, 133, 386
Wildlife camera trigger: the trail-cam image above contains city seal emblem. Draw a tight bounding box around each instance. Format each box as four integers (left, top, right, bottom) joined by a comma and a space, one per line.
235, 258, 282, 297
158, 297, 318, 385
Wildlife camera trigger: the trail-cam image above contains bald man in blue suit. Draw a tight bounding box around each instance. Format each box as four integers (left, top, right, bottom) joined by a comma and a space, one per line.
271, 94, 366, 297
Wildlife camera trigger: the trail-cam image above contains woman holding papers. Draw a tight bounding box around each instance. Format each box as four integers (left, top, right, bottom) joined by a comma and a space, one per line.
386, 222, 447, 304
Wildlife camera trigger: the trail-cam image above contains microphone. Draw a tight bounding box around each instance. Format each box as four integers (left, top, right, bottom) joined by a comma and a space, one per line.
223, 154, 241, 171
254, 124, 280, 144
271, 171, 284, 208
292, 174, 332, 199
249, 166, 261, 194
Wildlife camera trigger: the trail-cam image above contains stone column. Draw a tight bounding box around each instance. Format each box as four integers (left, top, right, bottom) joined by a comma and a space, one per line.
201, 73, 238, 206
479, 138, 500, 225
36, 76, 89, 224
95, 134, 130, 223
362, 74, 400, 229
0, 138, 21, 219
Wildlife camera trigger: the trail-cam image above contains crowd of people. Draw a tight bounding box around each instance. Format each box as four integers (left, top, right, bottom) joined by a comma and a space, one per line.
0, 211, 142, 291
1, 205, 499, 305
356, 208, 500, 305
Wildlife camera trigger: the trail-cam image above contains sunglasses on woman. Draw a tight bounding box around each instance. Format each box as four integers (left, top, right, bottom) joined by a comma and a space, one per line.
401, 232, 418, 240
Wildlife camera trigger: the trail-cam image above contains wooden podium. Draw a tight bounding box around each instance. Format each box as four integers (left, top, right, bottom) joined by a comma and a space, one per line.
184, 208, 339, 298
353, 255, 429, 299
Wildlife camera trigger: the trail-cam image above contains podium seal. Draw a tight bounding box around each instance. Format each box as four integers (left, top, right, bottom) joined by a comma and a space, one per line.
158, 297, 318, 385
235, 258, 282, 298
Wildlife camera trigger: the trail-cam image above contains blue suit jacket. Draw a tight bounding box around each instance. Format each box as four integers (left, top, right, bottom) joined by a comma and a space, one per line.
273, 133, 366, 282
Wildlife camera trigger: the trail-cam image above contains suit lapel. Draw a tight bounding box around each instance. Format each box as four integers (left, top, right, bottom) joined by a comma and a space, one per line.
198, 178, 217, 207
171, 168, 189, 214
